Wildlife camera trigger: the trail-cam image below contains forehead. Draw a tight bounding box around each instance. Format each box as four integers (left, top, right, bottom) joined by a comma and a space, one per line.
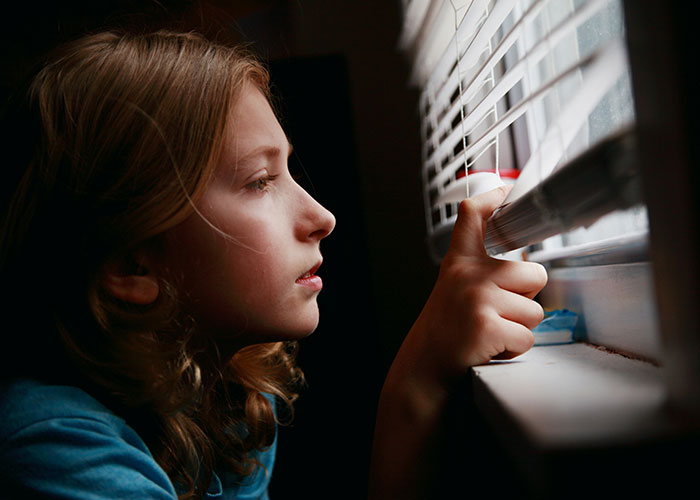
223, 83, 287, 161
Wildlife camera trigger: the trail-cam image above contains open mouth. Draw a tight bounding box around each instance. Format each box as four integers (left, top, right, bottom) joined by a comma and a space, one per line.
298, 262, 321, 280
295, 261, 323, 290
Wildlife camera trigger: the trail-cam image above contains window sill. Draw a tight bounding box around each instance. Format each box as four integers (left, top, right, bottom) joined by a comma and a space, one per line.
472, 343, 671, 450
469, 343, 697, 497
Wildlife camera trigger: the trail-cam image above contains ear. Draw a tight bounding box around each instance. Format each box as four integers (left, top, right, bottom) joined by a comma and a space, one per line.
101, 253, 160, 306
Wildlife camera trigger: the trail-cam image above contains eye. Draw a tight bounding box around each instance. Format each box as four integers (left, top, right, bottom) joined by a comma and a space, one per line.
245, 174, 278, 193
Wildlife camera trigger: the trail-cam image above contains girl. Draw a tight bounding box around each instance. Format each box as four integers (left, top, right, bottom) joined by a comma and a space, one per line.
0, 30, 546, 499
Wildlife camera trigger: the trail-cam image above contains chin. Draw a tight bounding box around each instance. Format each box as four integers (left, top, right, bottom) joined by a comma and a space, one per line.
287, 321, 320, 340
252, 319, 320, 343
225, 307, 321, 345
285, 307, 320, 339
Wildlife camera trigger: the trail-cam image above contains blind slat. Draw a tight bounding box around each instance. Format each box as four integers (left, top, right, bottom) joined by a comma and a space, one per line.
457, 0, 520, 72
424, 0, 613, 172
429, 38, 621, 193
484, 128, 641, 255
506, 38, 628, 202
424, 0, 610, 146
412, 0, 470, 87
407, 0, 638, 261
421, 0, 492, 92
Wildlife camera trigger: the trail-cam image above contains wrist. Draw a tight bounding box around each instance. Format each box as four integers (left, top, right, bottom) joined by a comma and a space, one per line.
379, 351, 451, 426
370, 351, 453, 500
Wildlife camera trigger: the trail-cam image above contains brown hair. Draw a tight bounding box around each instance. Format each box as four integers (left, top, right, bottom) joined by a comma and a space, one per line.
0, 30, 302, 498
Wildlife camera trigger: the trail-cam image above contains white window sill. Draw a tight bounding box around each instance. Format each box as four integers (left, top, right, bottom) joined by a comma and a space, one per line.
471, 343, 673, 451
467, 342, 699, 497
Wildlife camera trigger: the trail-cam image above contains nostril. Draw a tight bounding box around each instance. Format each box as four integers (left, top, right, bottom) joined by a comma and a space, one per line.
309, 216, 334, 240
308, 209, 335, 241
309, 228, 329, 240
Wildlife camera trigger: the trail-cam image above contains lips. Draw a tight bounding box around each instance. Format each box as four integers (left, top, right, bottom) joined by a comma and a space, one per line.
295, 261, 323, 291
298, 262, 321, 279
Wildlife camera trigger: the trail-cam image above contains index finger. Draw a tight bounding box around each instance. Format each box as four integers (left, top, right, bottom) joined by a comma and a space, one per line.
446, 185, 510, 257
491, 259, 548, 299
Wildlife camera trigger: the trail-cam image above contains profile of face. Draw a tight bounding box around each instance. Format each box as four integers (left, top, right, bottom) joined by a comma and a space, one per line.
162, 83, 336, 348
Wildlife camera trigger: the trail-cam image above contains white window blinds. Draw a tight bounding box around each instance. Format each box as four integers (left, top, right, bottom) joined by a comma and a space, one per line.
400, 0, 645, 262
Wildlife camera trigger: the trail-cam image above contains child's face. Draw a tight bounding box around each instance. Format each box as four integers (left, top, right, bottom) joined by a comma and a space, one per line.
164, 83, 336, 348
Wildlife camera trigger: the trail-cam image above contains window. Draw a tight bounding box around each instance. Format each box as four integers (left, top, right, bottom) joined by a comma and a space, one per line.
399, 2, 700, 485
401, 2, 700, 471
400, 0, 656, 359
400, 0, 645, 262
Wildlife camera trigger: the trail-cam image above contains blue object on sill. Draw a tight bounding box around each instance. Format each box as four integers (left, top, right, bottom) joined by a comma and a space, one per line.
533, 309, 578, 346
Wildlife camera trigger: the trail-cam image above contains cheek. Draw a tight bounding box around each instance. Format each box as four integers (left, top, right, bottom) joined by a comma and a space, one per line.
164, 201, 301, 337
223, 247, 275, 302
194, 224, 287, 311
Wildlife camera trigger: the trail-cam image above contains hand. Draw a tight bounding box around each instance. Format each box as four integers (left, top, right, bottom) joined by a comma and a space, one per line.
369, 186, 548, 499
397, 186, 548, 388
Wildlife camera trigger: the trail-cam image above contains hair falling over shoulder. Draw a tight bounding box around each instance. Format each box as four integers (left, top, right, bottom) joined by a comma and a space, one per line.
0, 30, 303, 498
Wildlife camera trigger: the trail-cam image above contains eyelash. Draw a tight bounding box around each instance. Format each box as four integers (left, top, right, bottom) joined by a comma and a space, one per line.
246, 174, 278, 192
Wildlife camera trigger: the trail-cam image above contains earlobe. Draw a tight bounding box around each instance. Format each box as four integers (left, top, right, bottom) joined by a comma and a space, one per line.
101, 254, 160, 305
102, 273, 160, 305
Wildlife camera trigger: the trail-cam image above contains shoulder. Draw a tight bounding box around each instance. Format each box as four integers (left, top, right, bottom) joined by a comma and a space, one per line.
0, 378, 177, 500
1, 378, 122, 434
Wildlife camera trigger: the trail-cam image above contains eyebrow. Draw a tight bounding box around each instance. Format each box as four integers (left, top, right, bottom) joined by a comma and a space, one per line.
237, 142, 294, 165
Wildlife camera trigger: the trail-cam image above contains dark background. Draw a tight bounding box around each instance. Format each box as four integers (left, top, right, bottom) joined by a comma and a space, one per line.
1, 2, 440, 497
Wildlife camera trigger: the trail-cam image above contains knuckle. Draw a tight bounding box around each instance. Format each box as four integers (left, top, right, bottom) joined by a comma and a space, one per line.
469, 303, 496, 331
439, 256, 465, 276
457, 198, 487, 225
457, 198, 476, 218
469, 280, 497, 305
440, 256, 485, 283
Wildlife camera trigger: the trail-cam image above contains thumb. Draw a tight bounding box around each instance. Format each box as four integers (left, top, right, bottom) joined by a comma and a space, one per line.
446, 185, 510, 257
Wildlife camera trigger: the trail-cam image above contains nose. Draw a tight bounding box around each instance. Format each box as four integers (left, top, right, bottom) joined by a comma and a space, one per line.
297, 188, 336, 242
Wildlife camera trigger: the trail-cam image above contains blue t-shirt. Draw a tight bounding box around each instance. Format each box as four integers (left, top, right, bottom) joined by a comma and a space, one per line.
0, 378, 275, 499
